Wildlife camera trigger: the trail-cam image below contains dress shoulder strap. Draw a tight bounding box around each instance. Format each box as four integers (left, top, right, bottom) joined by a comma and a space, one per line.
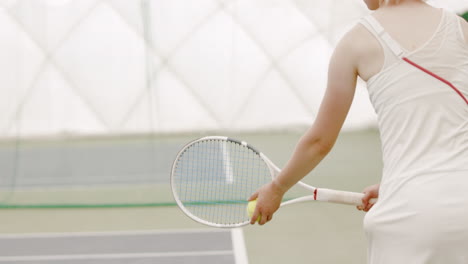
360, 15, 404, 58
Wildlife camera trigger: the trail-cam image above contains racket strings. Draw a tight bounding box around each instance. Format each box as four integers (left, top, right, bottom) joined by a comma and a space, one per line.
173, 139, 271, 226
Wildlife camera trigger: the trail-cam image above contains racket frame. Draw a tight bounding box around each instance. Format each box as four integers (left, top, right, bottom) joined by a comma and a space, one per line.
171, 136, 257, 228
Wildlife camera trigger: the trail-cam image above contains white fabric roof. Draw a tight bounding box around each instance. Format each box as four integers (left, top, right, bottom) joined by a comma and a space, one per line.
1, 0, 466, 138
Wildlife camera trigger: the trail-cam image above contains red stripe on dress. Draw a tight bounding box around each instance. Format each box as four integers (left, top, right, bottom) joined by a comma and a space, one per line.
402, 57, 468, 105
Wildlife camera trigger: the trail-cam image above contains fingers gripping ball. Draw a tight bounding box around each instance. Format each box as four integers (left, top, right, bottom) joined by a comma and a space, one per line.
247, 200, 261, 223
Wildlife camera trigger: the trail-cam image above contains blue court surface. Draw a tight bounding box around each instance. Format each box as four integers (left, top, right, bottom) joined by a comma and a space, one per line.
0, 229, 248, 264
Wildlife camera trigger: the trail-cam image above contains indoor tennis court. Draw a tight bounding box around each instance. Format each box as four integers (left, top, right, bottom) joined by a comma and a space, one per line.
1, 1, 467, 263
0, 130, 382, 263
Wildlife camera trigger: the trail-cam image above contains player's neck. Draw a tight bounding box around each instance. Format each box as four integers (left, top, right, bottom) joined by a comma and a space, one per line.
379, 0, 427, 10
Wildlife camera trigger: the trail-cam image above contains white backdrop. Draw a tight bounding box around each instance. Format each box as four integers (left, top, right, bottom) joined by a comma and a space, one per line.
1, 0, 467, 138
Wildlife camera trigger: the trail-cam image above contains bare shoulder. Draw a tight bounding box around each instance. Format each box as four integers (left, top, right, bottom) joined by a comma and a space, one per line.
457, 16, 468, 44
333, 24, 378, 63
334, 23, 383, 81
335, 24, 375, 56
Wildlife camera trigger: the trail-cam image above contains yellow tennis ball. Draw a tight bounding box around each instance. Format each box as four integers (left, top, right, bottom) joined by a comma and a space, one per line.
247, 200, 261, 223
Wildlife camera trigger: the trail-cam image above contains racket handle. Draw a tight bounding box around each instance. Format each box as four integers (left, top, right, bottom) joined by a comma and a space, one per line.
316, 188, 377, 206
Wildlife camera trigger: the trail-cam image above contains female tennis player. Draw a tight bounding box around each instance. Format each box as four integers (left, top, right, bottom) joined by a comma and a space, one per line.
249, 0, 468, 262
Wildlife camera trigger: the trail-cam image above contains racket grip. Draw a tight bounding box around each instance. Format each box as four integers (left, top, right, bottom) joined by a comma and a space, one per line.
316, 188, 377, 206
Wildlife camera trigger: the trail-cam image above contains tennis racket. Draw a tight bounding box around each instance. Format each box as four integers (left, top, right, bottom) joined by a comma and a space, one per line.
171, 136, 376, 228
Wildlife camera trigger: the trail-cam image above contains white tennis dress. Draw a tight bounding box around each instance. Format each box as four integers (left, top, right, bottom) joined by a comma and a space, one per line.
360, 10, 468, 263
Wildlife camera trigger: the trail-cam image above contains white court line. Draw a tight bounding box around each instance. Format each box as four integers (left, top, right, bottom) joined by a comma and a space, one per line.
231, 228, 249, 264
0, 251, 234, 262
222, 141, 234, 184
0, 228, 229, 239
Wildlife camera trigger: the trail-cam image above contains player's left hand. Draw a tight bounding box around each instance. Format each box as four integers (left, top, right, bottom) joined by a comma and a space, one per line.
248, 181, 285, 225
